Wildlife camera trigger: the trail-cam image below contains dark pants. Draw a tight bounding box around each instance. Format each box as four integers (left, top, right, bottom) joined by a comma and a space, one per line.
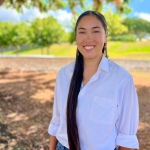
57, 141, 118, 150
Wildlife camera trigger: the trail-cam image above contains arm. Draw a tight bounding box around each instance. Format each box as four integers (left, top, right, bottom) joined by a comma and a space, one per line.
116, 75, 139, 149
118, 146, 132, 150
49, 135, 58, 150
118, 147, 138, 150
48, 73, 60, 149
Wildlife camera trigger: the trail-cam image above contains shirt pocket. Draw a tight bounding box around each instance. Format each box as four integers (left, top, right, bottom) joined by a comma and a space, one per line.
89, 96, 116, 124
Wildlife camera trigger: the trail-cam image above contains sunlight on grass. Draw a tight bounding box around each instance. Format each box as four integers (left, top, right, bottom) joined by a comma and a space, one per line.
3, 41, 150, 59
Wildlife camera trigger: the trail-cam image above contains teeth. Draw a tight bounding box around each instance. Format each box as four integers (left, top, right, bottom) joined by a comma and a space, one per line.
85, 46, 94, 49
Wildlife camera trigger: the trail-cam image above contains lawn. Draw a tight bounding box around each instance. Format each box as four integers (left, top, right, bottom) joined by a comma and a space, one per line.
3, 41, 150, 59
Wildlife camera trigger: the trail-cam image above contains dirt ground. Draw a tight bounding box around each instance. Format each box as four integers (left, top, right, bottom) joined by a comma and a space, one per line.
0, 57, 150, 73
0, 58, 150, 150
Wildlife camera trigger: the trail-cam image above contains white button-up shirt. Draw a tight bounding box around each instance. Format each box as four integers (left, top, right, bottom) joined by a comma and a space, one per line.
48, 55, 139, 150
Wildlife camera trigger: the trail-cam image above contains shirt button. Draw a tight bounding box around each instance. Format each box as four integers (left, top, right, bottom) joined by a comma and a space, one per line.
76, 108, 79, 111
81, 93, 83, 95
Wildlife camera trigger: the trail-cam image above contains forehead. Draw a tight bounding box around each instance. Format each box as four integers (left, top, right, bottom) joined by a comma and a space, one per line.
77, 15, 103, 29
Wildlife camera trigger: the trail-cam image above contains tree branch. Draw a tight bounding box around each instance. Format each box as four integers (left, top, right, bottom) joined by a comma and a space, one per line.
0, 0, 4, 6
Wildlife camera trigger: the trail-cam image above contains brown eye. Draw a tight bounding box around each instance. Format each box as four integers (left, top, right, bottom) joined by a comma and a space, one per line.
94, 31, 100, 33
79, 32, 85, 34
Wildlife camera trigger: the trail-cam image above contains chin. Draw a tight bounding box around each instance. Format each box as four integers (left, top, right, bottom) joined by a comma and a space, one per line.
83, 54, 95, 59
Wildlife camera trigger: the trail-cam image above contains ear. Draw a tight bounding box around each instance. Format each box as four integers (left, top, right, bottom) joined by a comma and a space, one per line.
104, 31, 108, 43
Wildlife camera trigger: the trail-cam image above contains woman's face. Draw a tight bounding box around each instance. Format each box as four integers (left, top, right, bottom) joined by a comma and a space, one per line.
76, 15, 108, 60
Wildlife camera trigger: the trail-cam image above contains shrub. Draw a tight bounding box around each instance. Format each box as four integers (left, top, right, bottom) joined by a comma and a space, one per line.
108, 34, 136, 42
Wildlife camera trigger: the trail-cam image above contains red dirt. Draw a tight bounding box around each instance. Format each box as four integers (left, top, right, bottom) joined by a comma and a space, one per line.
0, 58, 150, 149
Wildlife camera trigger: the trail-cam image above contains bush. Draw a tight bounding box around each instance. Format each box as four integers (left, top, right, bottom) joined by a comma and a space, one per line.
108, 34, 136, 42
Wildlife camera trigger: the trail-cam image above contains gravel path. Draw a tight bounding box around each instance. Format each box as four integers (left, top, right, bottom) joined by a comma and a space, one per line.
0, 57, 150, 73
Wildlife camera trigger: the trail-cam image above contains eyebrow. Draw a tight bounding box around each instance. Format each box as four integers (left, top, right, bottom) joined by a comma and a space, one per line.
92, 26, 101, 29
78, 26, 101, 30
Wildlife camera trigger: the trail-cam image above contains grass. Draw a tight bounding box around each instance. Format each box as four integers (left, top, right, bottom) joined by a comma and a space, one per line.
3, 43, 77, 57
3, 41, 150, 59
107, 41, 150, 59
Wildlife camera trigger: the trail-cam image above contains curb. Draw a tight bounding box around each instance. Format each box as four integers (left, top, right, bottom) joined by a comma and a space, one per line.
0, 55, 150, 61
0, 55, 75, 59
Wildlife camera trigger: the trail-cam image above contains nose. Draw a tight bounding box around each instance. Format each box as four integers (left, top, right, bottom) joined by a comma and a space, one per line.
85, 32, 93, 43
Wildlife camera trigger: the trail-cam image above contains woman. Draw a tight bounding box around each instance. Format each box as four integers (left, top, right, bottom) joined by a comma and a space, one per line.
48, 11, 139, 150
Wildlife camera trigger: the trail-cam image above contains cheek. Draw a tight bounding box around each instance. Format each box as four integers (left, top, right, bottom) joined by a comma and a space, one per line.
76, 36, 85, 45
94, 35, 105, 43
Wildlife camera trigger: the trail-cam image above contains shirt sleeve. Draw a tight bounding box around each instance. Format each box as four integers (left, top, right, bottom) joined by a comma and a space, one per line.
48, 72, 60, 136
116, 74, 139, 149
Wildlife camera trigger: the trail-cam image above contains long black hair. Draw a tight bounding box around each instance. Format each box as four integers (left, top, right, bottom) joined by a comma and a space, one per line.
66, 11, 108, 150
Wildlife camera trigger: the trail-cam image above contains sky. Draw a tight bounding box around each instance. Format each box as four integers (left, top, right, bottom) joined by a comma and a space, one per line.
127, 0, 150, 21
0, 0, 150, 31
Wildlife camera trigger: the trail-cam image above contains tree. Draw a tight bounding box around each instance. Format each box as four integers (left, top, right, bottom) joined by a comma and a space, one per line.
104, 9, 128, 35
2, 0, 132, 14
0, 0, 4, 6
28, 17, 65, 55
0, 22, 10, 54
1, 0, 84, 13
123, 17, 150, 40
67, 12, 79, 44
9, 22, 29, 55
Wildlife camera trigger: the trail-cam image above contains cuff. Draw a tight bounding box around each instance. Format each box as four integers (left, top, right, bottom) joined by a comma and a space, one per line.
116, 132, 139, 149
48, 122, 60, 136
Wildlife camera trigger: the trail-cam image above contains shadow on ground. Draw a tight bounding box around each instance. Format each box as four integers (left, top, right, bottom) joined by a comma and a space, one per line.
0, 71, 150, 149
0, 71, 56, 150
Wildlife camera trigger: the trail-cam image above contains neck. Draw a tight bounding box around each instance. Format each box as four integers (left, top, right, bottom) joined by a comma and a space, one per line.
83, 55, 103, 71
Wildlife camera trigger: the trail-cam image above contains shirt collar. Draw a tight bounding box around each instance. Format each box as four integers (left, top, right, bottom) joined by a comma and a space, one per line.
98, 55, 109, 73
70, 55, 109, 73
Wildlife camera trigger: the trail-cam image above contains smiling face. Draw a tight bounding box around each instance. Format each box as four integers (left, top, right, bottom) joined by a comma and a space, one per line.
76, 15, 108, 60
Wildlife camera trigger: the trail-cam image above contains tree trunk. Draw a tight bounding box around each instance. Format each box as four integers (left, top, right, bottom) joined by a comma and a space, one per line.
0, 0, 5, 6
41, 47, 43, 55
15, 45, 18, 56
0, 46, 3, 55
47, 46, 49, 55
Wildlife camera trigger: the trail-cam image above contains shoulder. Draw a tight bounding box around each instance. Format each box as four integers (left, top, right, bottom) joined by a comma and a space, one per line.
108, 59, 132, 84
56, 61, 75, 79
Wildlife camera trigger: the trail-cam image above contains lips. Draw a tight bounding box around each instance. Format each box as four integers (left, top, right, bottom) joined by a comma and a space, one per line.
83, 45, 95, 51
